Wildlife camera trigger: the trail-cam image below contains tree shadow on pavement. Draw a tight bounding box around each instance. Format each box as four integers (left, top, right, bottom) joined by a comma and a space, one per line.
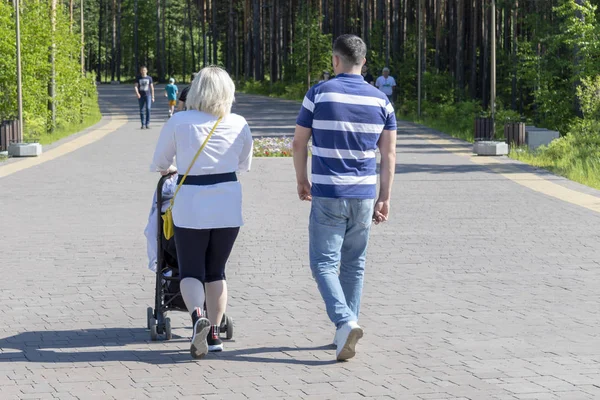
0, 328, 337, 366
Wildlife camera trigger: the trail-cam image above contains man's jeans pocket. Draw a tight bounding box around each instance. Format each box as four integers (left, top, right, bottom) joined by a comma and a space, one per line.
311, 197, 345, 227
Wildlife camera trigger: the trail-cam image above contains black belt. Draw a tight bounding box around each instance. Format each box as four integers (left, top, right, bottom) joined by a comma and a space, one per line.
177, 172, 237, 186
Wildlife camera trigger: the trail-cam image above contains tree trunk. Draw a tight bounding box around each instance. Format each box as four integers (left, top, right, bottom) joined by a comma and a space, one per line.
270, 0, 277, 82
156, 0, 163, 82
511, 0, 518, 110
434, 0, 442, 71
187, 0, 196, 72
244, 0, 251, 79
363, 0, 369, 48
70, 0, 74, 32
253, 0, 262, 80
116, 0, 122, 81
469, 0, 477, 98
133, 0, 138, 73
456, 0, 464, 98
97, 0, 103, 82
202, 0, 208, 67
111, 0, 116, 82
481, 0, 489, 108
212, 0, 218, 65
49, 0, 57, 131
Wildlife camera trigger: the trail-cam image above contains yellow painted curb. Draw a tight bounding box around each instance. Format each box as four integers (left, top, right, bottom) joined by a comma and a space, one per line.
420, 133, 600, 214
0, 116, 128, 179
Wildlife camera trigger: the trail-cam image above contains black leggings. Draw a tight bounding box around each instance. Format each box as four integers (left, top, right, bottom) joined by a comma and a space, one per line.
173, 226, 240, 283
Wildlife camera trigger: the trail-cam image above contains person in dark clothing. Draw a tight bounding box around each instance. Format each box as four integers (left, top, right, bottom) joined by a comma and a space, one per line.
362, 64, 374, 85
134, 66, 155, 129
177, 73, 197, 111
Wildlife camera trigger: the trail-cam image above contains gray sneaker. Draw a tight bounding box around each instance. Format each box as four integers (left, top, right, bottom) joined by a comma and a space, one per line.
190, 317, 211, 359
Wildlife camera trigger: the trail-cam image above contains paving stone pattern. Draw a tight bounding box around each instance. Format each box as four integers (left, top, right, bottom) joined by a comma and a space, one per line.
1, 86, 600, 399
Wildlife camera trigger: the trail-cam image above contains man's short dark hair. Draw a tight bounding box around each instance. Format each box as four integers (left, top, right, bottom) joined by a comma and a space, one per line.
140, 65, 147, 70
333, 35, 367, 66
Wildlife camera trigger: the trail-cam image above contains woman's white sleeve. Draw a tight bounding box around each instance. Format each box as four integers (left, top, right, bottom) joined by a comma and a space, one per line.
238, 124, 253, 172
151, 119, 176, 172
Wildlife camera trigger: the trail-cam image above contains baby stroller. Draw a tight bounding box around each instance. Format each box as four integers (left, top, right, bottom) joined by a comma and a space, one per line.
146, 173, 234, 341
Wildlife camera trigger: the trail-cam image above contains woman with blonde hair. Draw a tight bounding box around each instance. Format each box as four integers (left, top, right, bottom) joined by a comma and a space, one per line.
152, 66, 253, 359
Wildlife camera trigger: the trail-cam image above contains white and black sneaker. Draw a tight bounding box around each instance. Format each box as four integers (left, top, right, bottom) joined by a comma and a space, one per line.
207, 325, 223, 352
190, 308, 211, 359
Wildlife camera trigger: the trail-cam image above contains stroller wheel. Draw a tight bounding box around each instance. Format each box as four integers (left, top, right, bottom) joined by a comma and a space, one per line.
226, 316, 234, 340
165, 317, 172, 340
146, 307, 154, 330
150, 324, 159, 341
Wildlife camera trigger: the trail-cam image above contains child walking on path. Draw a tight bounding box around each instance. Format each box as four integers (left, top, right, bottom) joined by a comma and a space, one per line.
165, 78, 179, 117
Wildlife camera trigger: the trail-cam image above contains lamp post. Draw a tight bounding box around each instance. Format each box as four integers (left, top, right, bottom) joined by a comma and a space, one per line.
14, 0, 24, 140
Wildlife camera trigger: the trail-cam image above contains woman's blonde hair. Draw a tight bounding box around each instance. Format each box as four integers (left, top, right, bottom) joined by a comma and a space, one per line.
186, 66, 235, 117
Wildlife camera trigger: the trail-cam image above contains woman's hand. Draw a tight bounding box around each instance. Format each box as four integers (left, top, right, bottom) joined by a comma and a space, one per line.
160, 165, 177, 176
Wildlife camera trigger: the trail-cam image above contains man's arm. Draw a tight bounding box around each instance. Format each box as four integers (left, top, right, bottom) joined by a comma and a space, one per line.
374, 129, 397, 223
150, 80, 155, 101
134, 82, 140, 98
292, 125, 312, 201
177, 101, 186, 111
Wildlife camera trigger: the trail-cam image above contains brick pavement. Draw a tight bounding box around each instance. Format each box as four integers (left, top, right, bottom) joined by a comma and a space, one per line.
1, 86, 600, 399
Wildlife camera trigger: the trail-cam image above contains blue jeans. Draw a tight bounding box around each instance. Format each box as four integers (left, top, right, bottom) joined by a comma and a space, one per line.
309, 197, 374, 328
138, 95, 152, 126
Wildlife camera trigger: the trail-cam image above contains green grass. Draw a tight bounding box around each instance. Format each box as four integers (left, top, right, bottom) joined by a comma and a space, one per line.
400, 107, 600, 191
25, 100, 102, 146
237, 79, 305, 102
510, 145, 600, 190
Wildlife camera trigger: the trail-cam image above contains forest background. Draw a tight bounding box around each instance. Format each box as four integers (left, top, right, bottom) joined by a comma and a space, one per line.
1, 0, 599, 187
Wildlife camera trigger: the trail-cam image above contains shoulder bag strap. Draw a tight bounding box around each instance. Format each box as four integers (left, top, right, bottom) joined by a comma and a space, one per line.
170, 116, 223, 206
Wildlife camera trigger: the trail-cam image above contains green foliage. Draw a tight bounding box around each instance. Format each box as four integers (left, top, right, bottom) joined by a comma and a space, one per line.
287, 5, 333, 86
239, 79, 305, 101
0, 1, 99, 141
511, 119, 600, 190
576, 75, 600, 120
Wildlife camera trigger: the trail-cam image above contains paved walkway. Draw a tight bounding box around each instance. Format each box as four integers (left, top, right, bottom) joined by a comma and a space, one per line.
1, 86, 600, 400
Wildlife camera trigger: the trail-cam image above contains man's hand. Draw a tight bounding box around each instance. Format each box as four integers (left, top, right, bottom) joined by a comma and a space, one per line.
152, 97, 155, 103
136, 93, 141, 99
373, 199, 390, 224
297, 180, 312, 201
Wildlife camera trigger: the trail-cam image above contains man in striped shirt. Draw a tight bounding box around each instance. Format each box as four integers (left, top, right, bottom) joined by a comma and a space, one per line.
293, 34, 397, 361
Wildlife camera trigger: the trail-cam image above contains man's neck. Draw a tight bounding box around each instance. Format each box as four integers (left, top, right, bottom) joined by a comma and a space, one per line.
337, 69, 362, 76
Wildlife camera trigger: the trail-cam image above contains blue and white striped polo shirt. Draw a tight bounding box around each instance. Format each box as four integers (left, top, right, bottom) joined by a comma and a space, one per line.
296, 73, 397, 199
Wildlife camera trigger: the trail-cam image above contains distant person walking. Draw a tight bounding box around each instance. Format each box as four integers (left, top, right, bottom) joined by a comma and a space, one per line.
135, 66, 155, 129
361, 65, 374, 85
318, 70, 331, 84
293, 34, 397, 362
375, 67, 396, 103
178, 73, 197, 111
165, 78, 179, 118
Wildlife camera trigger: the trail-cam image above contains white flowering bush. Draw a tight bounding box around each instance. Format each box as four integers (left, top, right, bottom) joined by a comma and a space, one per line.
253, 137, 294, 157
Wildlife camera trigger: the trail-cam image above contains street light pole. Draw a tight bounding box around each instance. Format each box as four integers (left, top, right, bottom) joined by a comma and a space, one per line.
14, 0, 24, 140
